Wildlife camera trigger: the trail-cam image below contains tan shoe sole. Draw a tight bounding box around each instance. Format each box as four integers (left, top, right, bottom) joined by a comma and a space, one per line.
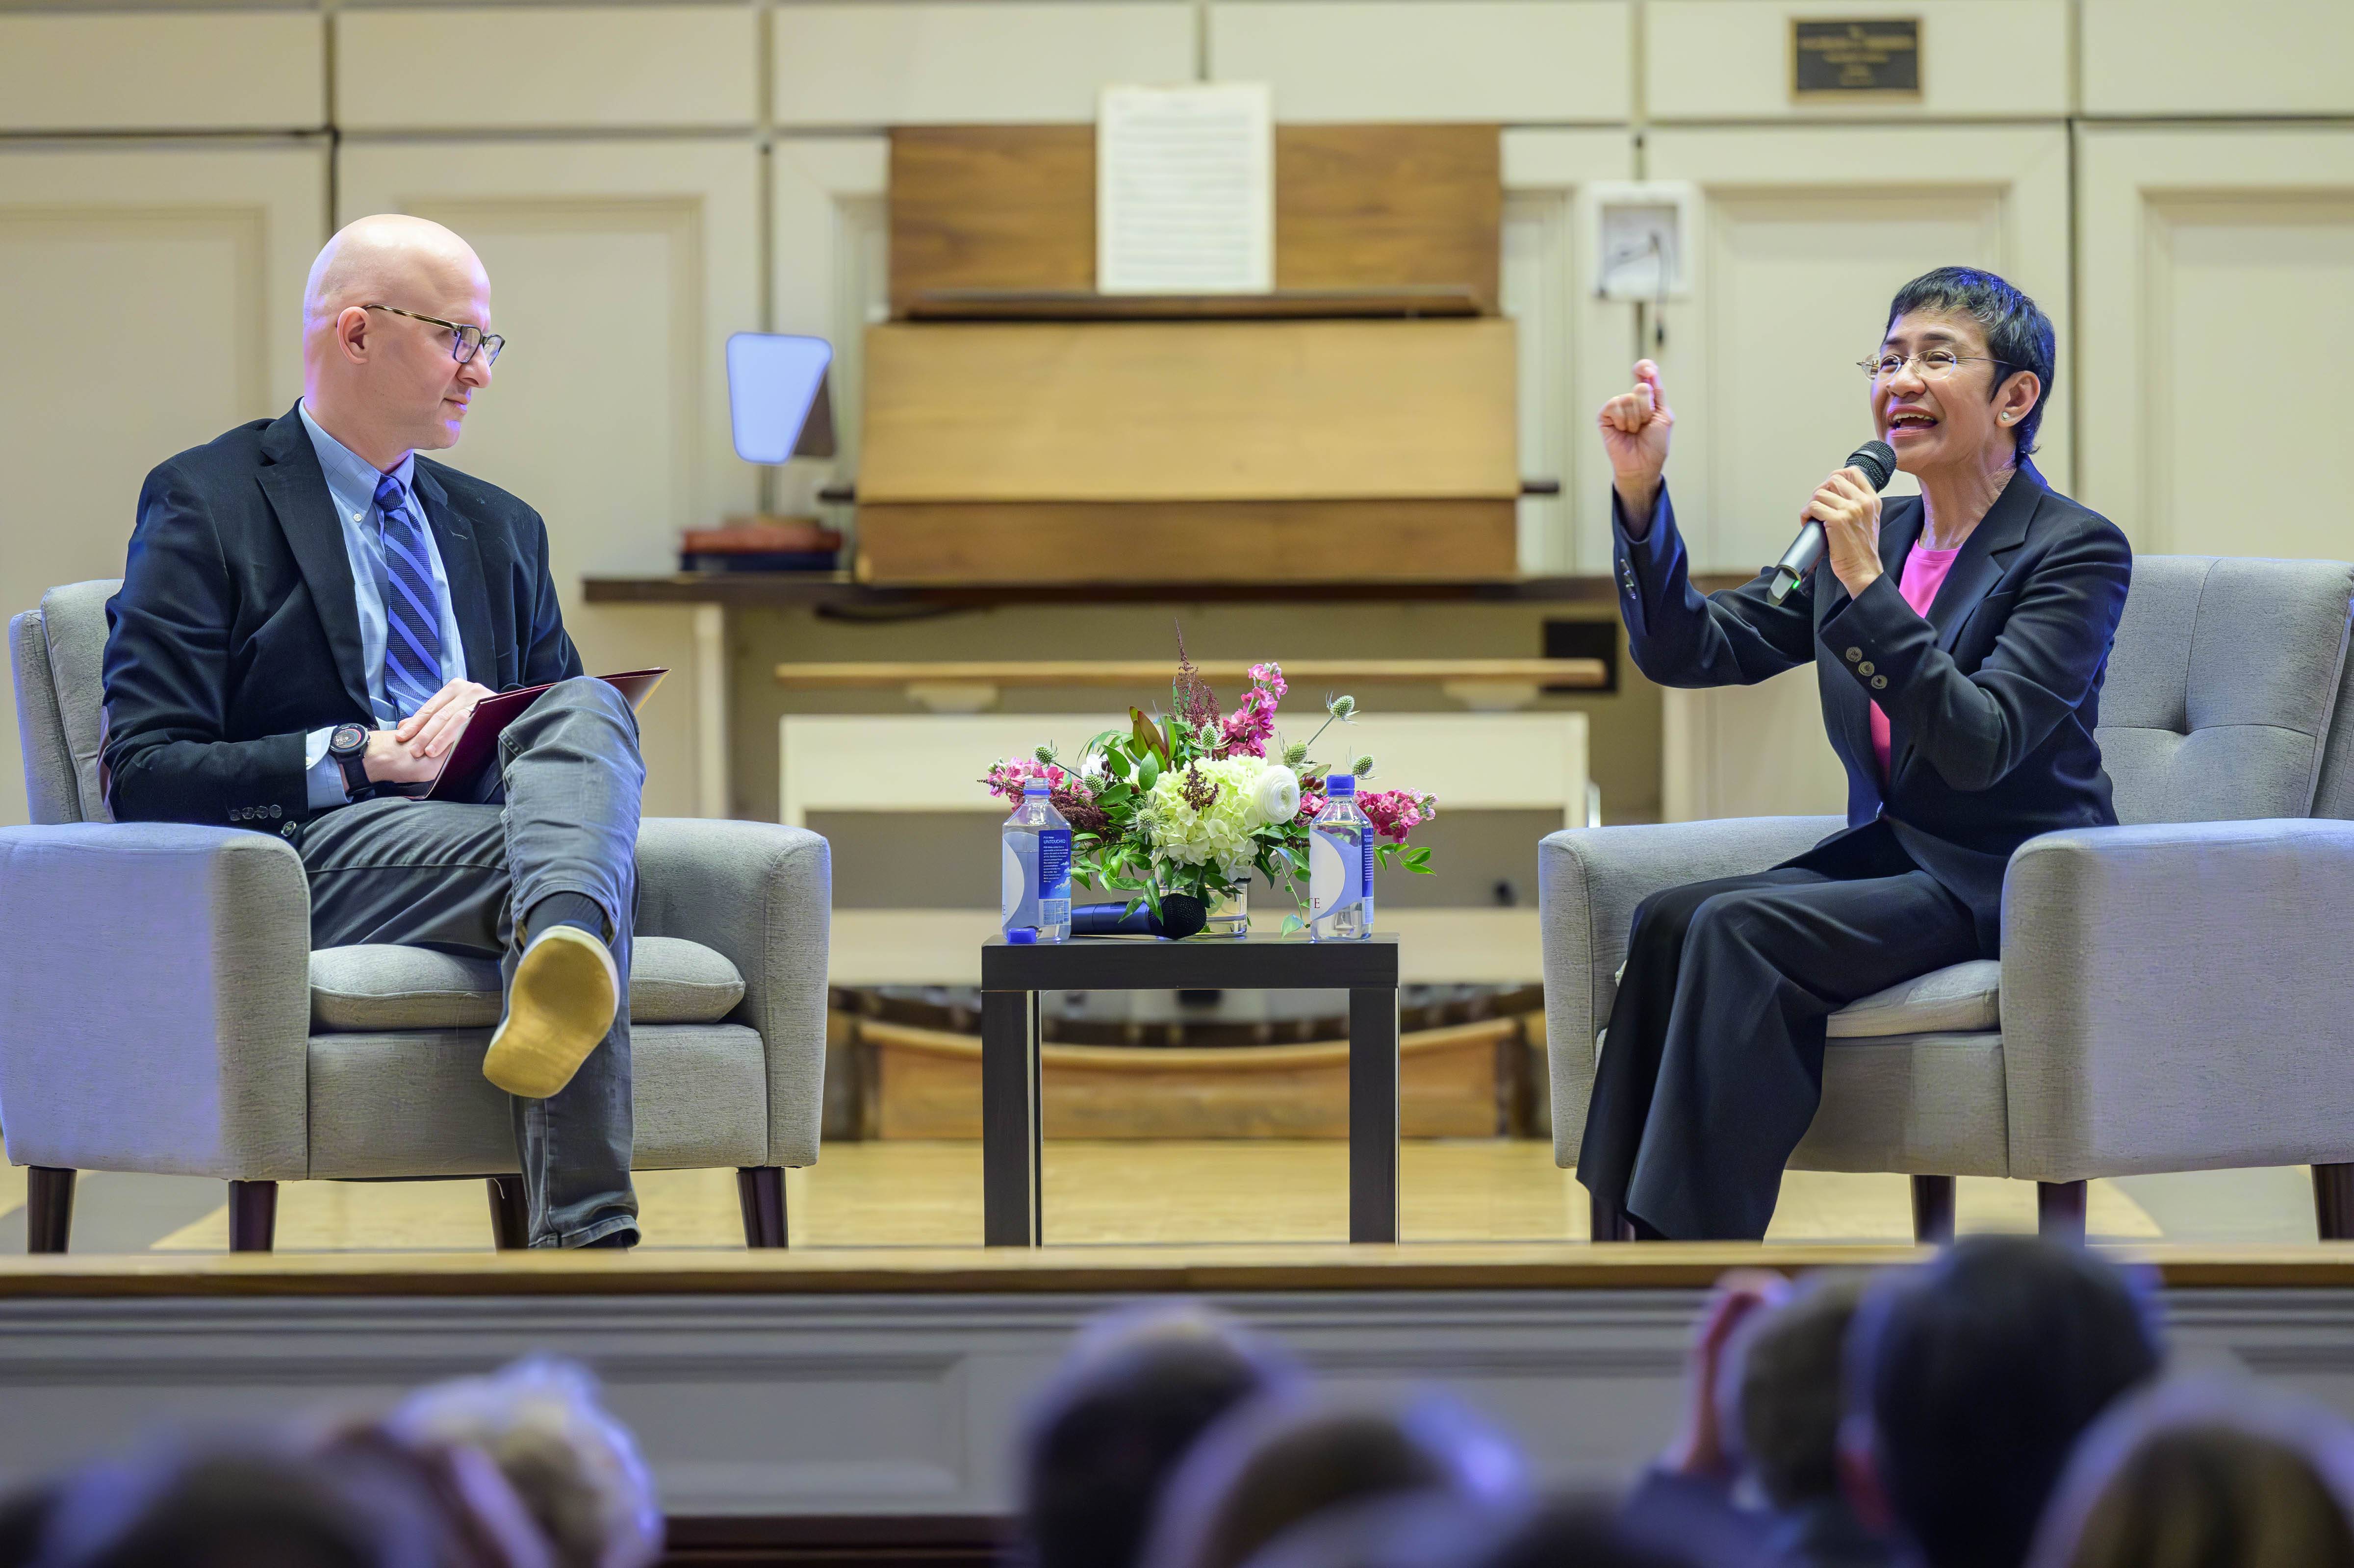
483, 925, 619, 1099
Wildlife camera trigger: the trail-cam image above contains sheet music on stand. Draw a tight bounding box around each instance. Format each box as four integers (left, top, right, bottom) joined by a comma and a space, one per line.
1096, 83, 1274, 296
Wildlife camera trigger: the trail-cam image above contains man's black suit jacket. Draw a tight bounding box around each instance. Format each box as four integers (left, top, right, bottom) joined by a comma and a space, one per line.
101, 402, 582, 831
1614, 460, 2133, 948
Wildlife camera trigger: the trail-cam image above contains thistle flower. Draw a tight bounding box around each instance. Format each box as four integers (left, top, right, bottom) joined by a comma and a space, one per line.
1281, 739, 1309, 767
1034, 743, 1059, 766
1351, 754, 1375, 777
1327, 694, 1356, 721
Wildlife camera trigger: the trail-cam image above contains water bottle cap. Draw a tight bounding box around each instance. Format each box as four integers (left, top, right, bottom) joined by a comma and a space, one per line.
1326, 773, 1356, 796
1006, 927, 1037, 944
1023, 778, 1050, 795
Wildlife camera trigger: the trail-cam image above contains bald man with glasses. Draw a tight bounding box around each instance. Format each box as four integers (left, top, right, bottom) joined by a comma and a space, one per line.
100, 214, 646, 1249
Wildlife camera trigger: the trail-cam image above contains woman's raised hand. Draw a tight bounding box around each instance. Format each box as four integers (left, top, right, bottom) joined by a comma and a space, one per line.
1598, 360, 1674, 519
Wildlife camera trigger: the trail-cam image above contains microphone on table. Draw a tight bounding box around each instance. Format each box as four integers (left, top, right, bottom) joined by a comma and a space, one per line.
1070, 895, 1207, 940
1766, 439, 1899, 605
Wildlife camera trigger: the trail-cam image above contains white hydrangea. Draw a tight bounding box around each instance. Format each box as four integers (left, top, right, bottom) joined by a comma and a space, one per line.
1139, 755, 1267, 883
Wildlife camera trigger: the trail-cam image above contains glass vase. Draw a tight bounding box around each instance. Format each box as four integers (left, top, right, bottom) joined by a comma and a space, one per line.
1200, 883, 1251, 939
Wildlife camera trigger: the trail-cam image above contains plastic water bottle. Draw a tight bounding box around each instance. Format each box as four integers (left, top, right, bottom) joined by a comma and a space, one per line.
1001, 778, 1073, 943
1309, 775, 1371, 942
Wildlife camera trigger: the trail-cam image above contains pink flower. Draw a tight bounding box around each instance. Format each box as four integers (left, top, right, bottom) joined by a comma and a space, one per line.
1295, 777, 1328, 822
1220, 686, 1279, 758
981, 758, 1068, 807
1246, 661, 1288, 701
1356, 788, 1438, 842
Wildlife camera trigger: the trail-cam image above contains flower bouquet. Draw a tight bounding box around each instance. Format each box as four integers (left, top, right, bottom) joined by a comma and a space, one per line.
982, 639, 1437, 935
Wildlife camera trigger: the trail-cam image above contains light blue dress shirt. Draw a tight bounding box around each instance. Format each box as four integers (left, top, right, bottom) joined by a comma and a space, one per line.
298, 401, 469, 808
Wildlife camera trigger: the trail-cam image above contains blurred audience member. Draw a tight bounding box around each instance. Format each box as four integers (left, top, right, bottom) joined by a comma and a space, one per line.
1843, 1237, 2163, 1568
0, 1482, 58, 1568
312, 1424, 553, 1568
1020, 1303, 1302, 1568
387, 1357, 660, 1568
2025, 1376, 2354, 1568
32, 1441, 432, 1568
1734, 1273, 1886, 1568
1480, 1494, 1698, 1568
1141, 1392, 1523, 1568
1237, 1491, 1520, 1568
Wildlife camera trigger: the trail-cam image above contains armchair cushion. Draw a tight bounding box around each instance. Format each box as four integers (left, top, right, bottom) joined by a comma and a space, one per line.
1792, 1032, 2011, 1178
307, 1022, 768, 1178
1827, 959, 2001, 1038
308, 936, 746, 1031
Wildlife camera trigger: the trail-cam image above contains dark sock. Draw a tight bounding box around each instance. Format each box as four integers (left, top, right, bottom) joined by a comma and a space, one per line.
579, 1228, 638, 1249
526, 891, 607, 945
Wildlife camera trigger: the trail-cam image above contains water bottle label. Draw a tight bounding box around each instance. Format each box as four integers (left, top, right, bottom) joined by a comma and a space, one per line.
1038, 828, 1072, 927
1001, 836, 1034, 926
1361, 832, 1377, 926
1310, 831, 1360, 921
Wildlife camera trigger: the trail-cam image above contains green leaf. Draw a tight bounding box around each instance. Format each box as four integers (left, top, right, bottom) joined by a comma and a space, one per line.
1279, 914, 1305, 936
1138, 754, 1160, 790
1129, 707, 1169, 766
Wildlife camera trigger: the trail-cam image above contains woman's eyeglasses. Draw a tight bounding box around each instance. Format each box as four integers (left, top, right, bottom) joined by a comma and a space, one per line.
1858, 349, 2010, 381
365, 304, 505, 366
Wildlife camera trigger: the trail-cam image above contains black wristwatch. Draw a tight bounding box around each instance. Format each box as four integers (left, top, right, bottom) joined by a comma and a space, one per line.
329, 722, 374, 801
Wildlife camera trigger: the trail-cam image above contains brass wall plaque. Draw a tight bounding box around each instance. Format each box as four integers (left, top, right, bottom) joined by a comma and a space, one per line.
1792, 19, 1922, 97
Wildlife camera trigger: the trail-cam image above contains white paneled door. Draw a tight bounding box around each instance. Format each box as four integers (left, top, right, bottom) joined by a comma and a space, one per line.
0, 140, 326, 826
1621, 126, 2071, 820
337, 140, 762, 818
2078, 127, 2354, 560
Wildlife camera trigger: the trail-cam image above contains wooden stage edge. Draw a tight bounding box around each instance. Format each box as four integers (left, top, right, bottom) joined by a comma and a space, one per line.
10, 1241, 2354, 1297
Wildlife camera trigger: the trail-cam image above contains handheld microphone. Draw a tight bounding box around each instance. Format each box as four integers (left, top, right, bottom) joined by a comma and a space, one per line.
1766, 439, 1898, 605
1070, 895, 1208, 941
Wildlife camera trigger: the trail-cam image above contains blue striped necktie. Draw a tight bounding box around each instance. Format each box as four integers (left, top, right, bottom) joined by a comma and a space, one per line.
373, 472, 446, 718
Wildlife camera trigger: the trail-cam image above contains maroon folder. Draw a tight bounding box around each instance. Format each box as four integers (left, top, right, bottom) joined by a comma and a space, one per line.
420, 669, 667, 801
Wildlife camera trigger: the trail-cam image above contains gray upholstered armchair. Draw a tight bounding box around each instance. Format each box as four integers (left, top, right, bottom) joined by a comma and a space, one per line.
2, 581, 831, 1252
1543, 556, 2354, 1242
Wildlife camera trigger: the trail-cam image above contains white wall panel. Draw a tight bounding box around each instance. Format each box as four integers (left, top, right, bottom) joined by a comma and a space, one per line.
1646, 0, 2069, 122
2077, 127, 2354, 559
337, 6, 759, 131
1633, 126, 2069, 823
0, 142, 326, 827
1208, 2, 1630, 124
771, 138, 887, 518
2084, 0, 2354, 118
1499, 129, 1636, 573
337, 142, 763, 819
772, 3, 1194, 127
0, 12, 322, 133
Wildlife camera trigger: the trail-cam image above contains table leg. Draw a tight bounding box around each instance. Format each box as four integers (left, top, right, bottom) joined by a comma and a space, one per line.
982, 987, 1043, 1246
1349, 986, 1401, 1243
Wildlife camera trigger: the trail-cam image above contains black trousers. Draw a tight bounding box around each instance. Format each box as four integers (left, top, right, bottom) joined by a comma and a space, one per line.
1575, 824, 1985, 1240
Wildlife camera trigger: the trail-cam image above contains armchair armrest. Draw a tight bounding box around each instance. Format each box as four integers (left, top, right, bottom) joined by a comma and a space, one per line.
1540, 816, 1841, 1163
0, 823, 310, 1178
635, 818, 832, 1168
2001, 819, 2354, 1181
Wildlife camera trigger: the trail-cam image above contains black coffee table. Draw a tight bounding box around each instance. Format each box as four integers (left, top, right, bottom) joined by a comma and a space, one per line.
979, 934, 1403, 1246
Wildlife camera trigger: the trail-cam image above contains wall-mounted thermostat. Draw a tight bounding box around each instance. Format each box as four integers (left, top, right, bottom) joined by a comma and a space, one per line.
1591, 181, 1699, 302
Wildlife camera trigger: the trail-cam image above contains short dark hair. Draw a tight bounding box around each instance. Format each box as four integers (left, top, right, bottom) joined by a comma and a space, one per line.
1885, 266, 2056, 459
1735, 1272, 1871, 1509
1020, 1307, 1296, 1568
1851, 1237, 2164, 1568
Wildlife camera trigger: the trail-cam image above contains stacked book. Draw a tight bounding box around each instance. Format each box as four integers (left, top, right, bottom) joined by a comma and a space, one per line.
680, 517, 843, 573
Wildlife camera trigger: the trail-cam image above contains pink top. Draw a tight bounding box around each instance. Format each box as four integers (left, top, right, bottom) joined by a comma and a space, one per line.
1869, 543, 1963, 780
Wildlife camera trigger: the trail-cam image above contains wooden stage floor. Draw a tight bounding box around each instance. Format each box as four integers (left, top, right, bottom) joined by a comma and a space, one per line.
0, 1138, 2326, 1256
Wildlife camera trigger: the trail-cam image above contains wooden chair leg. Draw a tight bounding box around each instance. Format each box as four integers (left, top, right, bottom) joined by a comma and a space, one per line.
1910, 1175, 1956, 1244
228, 1180, 278, 1253
486, 1177, 530, 1251
2313, 1163, 2354, 1241
737, 1166, 788, 1249
26, 1166, 75, 1254
2037, 1180, 2087, 1243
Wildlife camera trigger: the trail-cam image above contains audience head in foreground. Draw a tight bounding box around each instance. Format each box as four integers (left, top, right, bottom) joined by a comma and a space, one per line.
1019, 1303, 1303, 1568
1845, 1237, 2164, 1568
387, 1357, 660, 1568
2026, 1376, 2354, 1568
1140, 1391, 1525, 1568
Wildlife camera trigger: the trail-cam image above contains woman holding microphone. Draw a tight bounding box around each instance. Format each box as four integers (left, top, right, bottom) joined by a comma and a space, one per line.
1580, 266, 2131, 1241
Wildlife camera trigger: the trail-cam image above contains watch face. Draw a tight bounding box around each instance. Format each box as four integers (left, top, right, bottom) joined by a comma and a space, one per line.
332, 724, 368, 754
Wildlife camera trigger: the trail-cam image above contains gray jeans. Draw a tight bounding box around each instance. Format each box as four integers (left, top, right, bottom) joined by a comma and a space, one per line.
298, 677, 646, 1247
